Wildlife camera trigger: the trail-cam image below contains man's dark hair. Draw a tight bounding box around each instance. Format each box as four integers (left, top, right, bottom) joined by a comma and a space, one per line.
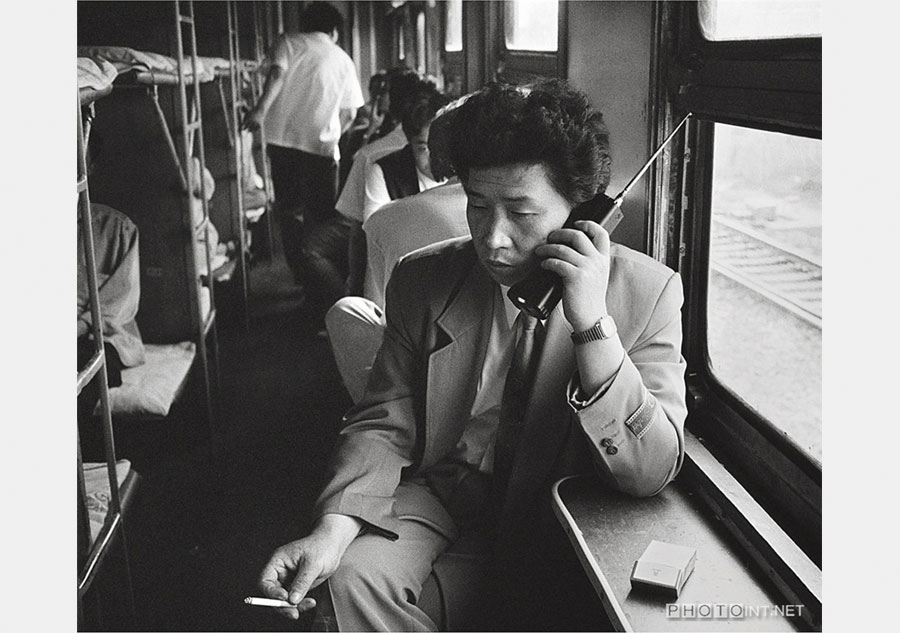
300, 2, 344, 34
447, 80, 612, 205
385, 67, 435, 120
402, 91, 452, 139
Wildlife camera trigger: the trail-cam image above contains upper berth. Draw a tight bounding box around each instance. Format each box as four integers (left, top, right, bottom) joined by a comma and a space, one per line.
78, 45, 232, 86
78, 56, 118, 106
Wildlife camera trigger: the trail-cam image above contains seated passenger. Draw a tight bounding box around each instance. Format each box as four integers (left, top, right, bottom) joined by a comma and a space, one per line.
336, 70, 438, 295
77, 203, 145, 437
325, 98, 469, 402
360, 90, 452, 220
338, 70, 389, 190
325, 180, 469, 403
258, 80, 688, 631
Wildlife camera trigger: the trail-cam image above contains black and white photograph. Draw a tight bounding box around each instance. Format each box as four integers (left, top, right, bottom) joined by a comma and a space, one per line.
13, 0, 863, 630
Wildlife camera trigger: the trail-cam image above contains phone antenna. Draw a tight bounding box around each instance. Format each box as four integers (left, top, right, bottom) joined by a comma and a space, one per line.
613, 112, 692, 205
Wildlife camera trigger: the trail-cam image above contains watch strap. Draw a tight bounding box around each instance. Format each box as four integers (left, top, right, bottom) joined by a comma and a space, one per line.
571, 315, 617, 345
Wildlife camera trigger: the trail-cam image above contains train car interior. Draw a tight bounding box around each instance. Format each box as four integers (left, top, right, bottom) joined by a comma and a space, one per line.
16, 0, 885, 629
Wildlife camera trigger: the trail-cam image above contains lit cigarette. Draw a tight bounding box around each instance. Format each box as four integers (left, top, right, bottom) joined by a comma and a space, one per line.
244, 596, 300, 608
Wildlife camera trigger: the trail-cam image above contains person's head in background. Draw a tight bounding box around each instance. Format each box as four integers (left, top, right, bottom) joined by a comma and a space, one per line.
368, 71, 389, 116
402, 90, 452, 182
446, 80, 612, 286
299, 2, 344, 41
386, 68, 436, 124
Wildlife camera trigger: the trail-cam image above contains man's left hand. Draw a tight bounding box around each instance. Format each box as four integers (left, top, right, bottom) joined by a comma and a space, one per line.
534, 220, 611, 331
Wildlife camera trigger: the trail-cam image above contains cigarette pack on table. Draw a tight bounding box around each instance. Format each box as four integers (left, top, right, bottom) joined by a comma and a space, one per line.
630, 540, 696, 597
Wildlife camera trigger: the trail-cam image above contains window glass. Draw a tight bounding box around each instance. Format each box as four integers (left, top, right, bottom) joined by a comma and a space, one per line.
504, 0, 558, 52
698, 0, 821, 41
445, 0, 462, 52
416, 10, 426, 74
706, 124, 822, 461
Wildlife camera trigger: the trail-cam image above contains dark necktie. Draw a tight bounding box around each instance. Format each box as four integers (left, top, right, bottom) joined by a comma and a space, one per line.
493, 312, 545, 498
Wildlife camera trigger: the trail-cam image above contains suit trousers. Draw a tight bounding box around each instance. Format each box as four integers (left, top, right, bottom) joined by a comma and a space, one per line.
326, 477, 492, 632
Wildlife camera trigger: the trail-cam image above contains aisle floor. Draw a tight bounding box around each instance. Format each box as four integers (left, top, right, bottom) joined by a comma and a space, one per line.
124, 242, 352, 631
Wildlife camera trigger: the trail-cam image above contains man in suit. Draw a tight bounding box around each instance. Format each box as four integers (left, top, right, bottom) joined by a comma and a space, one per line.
258, 80, 687, 631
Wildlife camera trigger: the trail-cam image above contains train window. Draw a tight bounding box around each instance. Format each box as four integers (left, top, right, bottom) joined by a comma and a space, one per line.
697, 0, 822, 41
503, 0, 558, 52
444, 0, 462, 52
416, 10, 426, 74
706, 123, 822, 461
493, 0, 566, 84
398, 19, 406, 61
667, 1, 821, 560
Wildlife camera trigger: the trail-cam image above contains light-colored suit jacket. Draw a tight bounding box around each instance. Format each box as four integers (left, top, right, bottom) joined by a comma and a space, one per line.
314, 238, 687, 542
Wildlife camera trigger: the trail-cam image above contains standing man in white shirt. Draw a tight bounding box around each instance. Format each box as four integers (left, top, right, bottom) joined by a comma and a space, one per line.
243, 2, 363, 300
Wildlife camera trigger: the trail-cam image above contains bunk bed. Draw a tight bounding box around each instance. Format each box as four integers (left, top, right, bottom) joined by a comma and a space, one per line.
80, 32, 272, 330
77, 80, 139, 630
78, 54, 202, 424
78, 45, 235, 290
78, 56, 118, 106
228, 0, 277, 262
76, 1, 232, 449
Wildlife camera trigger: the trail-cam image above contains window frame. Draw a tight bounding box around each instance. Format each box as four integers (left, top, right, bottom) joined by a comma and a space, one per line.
660, 1, 822, 563
438, 0, 465, 97
494, 0, 568, 84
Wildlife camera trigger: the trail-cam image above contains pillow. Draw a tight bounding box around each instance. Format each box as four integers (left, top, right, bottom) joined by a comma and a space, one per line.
103, 342, 196, 417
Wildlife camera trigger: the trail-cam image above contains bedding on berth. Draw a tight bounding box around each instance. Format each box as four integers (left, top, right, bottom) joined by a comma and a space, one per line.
77, 46, 226, 84
78, 56, 119, 104
82, 459, 133, 545
95, 342, 197, 418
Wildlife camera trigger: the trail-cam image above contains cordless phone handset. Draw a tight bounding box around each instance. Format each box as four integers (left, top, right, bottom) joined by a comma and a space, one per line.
506, 113, 692, 320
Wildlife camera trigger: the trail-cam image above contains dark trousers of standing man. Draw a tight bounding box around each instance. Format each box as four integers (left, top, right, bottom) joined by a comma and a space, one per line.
267, 144, 339, 286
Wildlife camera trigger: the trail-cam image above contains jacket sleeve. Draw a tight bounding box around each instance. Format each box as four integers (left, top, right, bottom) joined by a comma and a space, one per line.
312, 261, 425, 538
77, 213, 145, 366
567, 271, 687, 497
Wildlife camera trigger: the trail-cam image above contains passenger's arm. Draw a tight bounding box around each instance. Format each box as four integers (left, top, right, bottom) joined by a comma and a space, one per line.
77, 219, 142, 354
363, 223, 387, 308
362, 162, 391, 222
242, 61, 286, 131
537, 220, 686, 497
345, 219, 367, 296
339, 106, 357, 135
567, 273, 686, 497
258, 513, 364, 619
312, 258, 427, 536
344, 161, 389, 294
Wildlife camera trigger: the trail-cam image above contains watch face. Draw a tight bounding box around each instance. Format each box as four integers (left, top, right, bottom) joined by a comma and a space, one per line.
572, 316, 616, 345
599, 315, 616, 338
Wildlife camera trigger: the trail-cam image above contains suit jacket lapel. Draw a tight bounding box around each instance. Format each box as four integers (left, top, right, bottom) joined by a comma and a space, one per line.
422, 255, 494, 469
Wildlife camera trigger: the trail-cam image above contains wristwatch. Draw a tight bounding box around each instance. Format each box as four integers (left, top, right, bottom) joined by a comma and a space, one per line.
571, 315, 617, 345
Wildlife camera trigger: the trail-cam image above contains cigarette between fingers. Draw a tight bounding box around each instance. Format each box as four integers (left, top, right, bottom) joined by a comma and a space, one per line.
244, 596, 317, 609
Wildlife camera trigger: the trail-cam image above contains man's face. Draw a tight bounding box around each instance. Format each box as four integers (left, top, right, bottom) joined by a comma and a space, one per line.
410, 123, 432, 180
465, 163, 572, 286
